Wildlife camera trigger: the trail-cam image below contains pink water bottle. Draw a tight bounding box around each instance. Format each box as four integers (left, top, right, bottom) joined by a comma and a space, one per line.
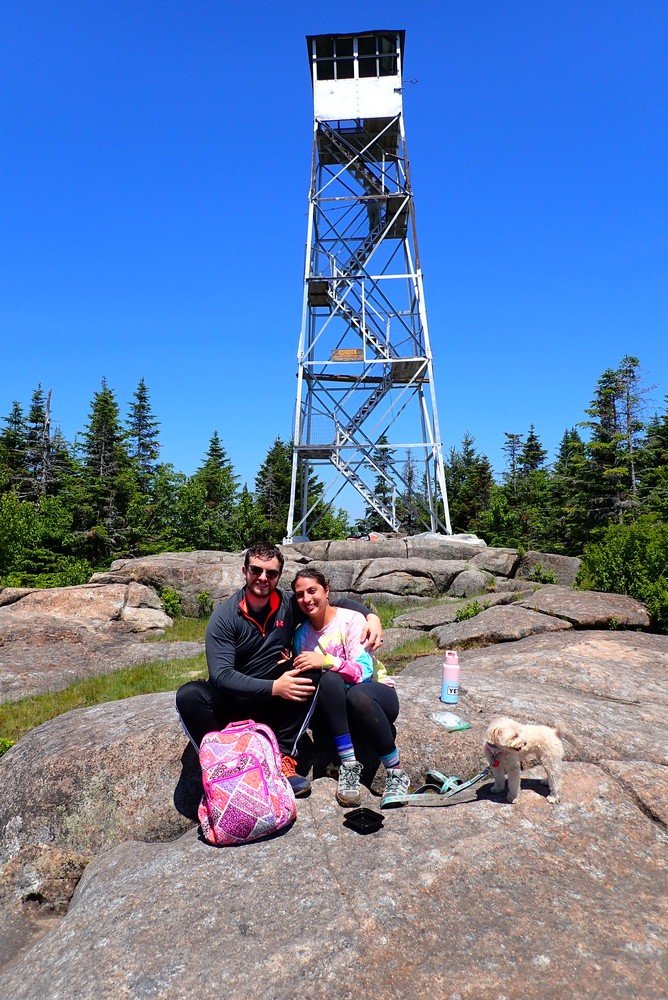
440, 650, 460, 704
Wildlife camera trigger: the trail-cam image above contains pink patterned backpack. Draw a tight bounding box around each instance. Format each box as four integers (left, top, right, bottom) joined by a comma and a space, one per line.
197, 720, 297, 846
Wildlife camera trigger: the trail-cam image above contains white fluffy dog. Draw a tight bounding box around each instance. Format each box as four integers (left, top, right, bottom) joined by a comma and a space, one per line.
484, 717, 564, 804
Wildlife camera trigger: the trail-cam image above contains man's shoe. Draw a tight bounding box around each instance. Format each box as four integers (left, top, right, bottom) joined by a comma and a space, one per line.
281, 755, 311, 798
380, 767, 410, 809
336, 760, 363, 807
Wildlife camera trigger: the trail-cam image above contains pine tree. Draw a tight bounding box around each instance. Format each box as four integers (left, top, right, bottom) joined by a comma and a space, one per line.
502, 432, 523, 494
79, 379, 135, 558
126, 378, 160, 493
580, 359, 649, 527
356, 435, 396, 533
0, 401, 28, 494
640, 398, 668, 519
551, 428, 591, 552
518, 424, 547, 474
395, 452, 424, 532
189, 432, 240, 549
24, 386, 53, 499
615, 355, 646, 513
229, 486, 268, 550
254, 437, 301, 543
444, 432, 494, 533
253, 437, 345, 543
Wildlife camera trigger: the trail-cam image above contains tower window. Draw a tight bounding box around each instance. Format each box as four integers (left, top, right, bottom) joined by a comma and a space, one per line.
313, 34, 398, 82
357, 33, 397, 78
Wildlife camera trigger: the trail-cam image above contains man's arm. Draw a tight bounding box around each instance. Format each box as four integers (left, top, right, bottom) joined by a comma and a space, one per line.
330, 597, 383, 651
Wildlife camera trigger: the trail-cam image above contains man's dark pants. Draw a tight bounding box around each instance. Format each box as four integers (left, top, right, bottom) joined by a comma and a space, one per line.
176, 679, 316, 757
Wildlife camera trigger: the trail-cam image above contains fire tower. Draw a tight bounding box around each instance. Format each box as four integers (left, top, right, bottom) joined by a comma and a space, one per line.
285, 30, 451, 541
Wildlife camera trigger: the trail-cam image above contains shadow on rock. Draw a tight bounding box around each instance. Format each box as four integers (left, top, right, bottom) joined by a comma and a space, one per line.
173, 743, 202, 822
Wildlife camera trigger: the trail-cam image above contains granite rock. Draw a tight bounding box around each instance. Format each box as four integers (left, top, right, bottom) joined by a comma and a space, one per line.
0, 768, 664, 999
519, 585, 650, 629
515, 550, 581, 586
432, 604, 572, 648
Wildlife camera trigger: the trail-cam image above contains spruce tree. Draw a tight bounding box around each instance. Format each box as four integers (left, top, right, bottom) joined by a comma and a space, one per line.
254, 437, 296, 543
518, 424, 547, 474
0, 401, 28, 494
444, 432, 494, 533
25, 386, 53, 499
551, 428, 591, 552
356, 435, 395, 533
580, 359, 649, 527
640, 398, 668, 519
502, 432, 523, 495
79, 379, 135, 558
189, 432, 240, 549
395, 452, 423, 532
126, 378, 160, 492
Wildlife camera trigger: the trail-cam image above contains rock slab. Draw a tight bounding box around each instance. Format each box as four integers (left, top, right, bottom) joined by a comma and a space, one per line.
0, 768, 664, 999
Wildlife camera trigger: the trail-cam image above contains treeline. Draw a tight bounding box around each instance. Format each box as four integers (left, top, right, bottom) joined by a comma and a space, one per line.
442, 355, 666, 551
0, 378, 348, 587
352, 355, 666, 555
0, 355, 666, 590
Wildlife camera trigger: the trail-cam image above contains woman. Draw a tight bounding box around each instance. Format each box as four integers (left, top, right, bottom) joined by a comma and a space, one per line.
291, 568, 410, 809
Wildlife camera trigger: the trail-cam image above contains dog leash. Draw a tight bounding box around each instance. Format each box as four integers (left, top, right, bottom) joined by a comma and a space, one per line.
381, 766, 493, 808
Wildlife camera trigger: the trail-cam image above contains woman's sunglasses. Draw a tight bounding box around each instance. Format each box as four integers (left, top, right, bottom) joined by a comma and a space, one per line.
246, 564, 280, 581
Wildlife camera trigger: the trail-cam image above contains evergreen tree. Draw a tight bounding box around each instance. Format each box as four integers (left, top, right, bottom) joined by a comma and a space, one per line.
229, 486, 268, 550
615, 355, 646, 512
502, 432, 523, 495
0, 491, 36, 579
189, 432, 240, 549
254, 437, 348, 543
0, 401, 28, 494
78, 379, 135, 558
254, 437, 294, 542
126, 378, 160, 492
395, 452, 424, 532
551, 428, 591, 553
25, 386, 53, 499
580, 360, 648, 527
356, 435, 395, 533
518, 424, 547, 474
444, 432, 494, 533
640, 398, 668, 519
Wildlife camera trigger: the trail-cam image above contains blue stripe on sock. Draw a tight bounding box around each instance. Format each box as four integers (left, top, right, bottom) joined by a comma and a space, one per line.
381, 749, 400, 769
335, 734, 356, 763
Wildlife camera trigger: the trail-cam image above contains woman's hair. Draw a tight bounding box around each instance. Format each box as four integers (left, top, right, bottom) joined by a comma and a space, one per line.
291, 568, 329, 592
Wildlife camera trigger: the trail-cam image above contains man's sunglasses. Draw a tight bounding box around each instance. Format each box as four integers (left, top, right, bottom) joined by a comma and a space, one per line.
246, 564, 280, 581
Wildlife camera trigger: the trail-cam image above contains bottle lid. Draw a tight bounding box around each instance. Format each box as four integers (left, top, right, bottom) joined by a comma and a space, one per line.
444, 649, 459, 665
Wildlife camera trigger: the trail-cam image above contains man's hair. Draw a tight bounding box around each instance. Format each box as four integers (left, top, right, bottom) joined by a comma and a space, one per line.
291, 568, 329, 591
243, 542, 285, 572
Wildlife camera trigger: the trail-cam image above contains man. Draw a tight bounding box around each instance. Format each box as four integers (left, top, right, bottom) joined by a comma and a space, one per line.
176, 542, 382, 797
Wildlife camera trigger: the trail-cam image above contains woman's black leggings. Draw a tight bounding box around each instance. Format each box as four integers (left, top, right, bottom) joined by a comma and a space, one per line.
316, 669, 400, 758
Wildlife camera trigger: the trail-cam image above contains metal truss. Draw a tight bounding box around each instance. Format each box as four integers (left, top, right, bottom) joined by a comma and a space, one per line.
286, 113, 452, 541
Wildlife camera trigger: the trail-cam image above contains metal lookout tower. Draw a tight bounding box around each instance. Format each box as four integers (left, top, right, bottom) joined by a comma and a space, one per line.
285, 30, 451, 542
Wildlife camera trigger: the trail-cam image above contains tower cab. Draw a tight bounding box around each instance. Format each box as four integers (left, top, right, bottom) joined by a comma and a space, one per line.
307, 30, 405, 130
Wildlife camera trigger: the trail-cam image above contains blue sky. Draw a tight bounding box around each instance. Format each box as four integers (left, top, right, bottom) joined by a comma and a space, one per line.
2, 1, 666, 514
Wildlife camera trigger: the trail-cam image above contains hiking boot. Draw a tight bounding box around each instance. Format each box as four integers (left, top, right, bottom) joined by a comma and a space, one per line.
380, 767, 410, 809
281, 755, 311, 798
336, 760, 363, 807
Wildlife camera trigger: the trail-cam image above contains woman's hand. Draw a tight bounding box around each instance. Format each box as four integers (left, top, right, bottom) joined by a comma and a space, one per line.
293, 650, 325, 672
361, 613, 383, 652
272, 668, 316, 702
